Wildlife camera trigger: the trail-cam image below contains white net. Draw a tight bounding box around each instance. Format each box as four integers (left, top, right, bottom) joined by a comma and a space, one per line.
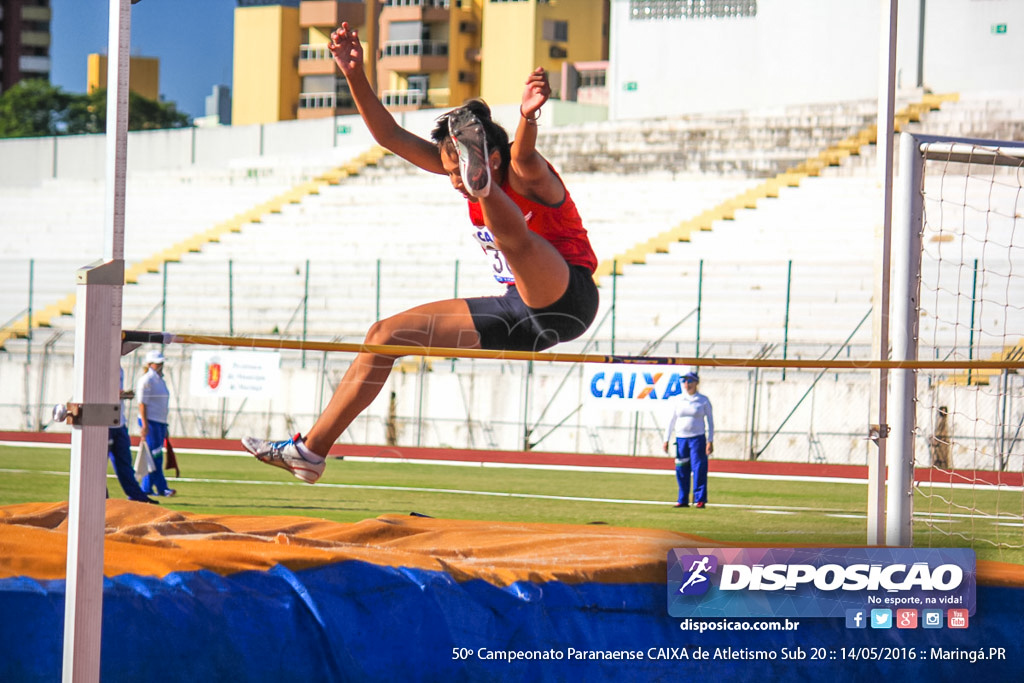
914, 137, 1024, 554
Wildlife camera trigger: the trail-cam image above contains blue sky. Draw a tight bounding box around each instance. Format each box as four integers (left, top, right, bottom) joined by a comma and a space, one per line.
50, 0, 236, 119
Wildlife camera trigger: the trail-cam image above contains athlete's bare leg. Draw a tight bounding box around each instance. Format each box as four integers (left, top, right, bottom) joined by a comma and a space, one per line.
302, 298, 481, 456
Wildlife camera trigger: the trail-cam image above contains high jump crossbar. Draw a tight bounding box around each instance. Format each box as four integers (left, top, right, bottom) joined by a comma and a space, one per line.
123, 330, 1024, 372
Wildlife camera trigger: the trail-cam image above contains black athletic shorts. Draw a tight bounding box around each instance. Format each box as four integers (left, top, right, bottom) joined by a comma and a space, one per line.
465, 265, 600, 352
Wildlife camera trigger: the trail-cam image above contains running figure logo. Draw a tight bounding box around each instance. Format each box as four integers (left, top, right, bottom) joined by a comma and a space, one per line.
677, 555, 718, 595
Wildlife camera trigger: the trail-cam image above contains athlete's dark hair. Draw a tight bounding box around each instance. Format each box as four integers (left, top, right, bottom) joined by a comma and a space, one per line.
431, 99, 512, 174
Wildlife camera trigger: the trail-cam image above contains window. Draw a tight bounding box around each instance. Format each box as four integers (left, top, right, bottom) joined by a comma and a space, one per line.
629, 0, 757, 21
579, 70, 606, 88
407, 74, 429, 95
385, 1, 451, 7
388, 21, 423, 42
238, 0, 300, 7
542, 19, 568, 42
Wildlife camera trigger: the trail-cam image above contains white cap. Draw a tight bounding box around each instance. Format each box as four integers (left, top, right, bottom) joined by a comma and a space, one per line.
145, 350, 166, 365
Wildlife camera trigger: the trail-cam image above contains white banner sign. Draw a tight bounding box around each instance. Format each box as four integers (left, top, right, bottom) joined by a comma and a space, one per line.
583, 364, 689, 411
190, 350, 281, 398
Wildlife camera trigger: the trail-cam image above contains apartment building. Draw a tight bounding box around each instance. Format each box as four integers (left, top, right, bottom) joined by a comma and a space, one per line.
0, 0, 51, 94
375, 0, 482, 112
296, 0, 379, 119
234, 0, 606, 125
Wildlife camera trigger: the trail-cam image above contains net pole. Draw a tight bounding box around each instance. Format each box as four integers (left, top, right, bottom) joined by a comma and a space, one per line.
867, 0, 900, 545
887, 133, 924, 546
62, 2, 132, 681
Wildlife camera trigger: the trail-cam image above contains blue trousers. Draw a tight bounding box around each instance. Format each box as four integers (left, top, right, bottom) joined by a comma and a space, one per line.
140, 420, 171, 495
107, 425, 151, 502
674, 435, 708, 505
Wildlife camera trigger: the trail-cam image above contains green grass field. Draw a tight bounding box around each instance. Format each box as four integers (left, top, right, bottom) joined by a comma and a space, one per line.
1, 444, 1021, 565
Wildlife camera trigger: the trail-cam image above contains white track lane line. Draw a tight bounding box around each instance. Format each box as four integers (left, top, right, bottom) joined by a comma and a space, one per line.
0, 468, 856, 513
4, 467, 1021, 523
6, 441, 1019, 491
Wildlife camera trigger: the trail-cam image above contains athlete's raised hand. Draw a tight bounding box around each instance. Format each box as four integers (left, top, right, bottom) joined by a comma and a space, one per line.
329, 22, 364, 77
521, 67, 550, 118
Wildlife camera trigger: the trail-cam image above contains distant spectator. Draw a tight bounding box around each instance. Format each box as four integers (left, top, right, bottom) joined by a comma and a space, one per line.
136, 350, 176, 497
663, 372, 714, 509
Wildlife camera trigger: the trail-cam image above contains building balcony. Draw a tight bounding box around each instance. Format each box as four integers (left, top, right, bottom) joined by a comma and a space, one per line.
22, 31, 51, 49
561, 61, 609, 106
379, 40, 448, 72
19, 55, 51, 75
381, 0, 450, 23
380, 89, 432, 112
384, 0, 450, 7
298, 43, 338, 76
381, 89, 425, 109
298, 90, 356, 119
381, 40, 448, 58
22, 5, 52, 22
299, 0, 365, 29
380, 87, 451, 111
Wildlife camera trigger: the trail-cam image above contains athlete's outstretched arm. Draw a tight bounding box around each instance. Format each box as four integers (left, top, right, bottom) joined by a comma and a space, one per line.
329, 23, 443, 175
509, 68, 563, 204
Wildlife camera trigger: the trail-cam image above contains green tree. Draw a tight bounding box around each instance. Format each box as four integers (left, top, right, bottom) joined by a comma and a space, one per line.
0, 80, 192, 138
80, 88, 192, 133
0, 79, 74, 137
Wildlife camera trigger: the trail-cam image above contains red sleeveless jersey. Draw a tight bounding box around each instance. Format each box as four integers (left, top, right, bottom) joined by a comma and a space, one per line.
467, 169, 598, 283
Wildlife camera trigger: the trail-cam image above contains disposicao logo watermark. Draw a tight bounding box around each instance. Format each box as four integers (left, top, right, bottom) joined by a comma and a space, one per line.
676, 555, 719, 596
667, 548, 976, 618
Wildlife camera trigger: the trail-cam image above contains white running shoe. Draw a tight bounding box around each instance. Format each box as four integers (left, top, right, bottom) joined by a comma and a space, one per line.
241, 433, 326, 484
448, 109, 491, 198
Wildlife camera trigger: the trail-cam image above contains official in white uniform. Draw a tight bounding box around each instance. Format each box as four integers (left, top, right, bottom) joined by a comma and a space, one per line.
137, 350, 175, 497
663, 372, 714, 508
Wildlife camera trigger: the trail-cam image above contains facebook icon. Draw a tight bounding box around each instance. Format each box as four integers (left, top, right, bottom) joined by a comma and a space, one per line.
845, 609, 867, 629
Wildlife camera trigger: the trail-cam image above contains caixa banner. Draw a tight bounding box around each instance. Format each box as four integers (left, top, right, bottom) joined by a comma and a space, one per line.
584, 364, 689, 410
668, 548, 975, 618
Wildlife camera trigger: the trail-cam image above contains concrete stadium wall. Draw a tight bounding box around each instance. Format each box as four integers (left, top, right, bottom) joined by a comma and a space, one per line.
607, 0, 1024, 120
0, 137, 56, 185
127, 128, 195, 173
924, 1, 1024, 94
608, 0, 917, 120
0, 100, 607, 188
0, 350, 930, 468
2, 343, 1017, 470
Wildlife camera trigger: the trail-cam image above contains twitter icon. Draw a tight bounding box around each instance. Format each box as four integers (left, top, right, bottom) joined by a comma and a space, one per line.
870, 609, 893, 629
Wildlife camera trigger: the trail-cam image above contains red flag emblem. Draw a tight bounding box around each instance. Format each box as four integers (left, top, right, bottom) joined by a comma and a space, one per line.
207, 362, 221, 389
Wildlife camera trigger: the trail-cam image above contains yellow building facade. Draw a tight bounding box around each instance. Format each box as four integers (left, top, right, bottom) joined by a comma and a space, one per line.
86, 54, 160, 101
479, 0, 608, 105
233, 2, 302, 126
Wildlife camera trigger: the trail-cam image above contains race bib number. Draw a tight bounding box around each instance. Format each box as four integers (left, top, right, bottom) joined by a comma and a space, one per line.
473, 228, 515, 284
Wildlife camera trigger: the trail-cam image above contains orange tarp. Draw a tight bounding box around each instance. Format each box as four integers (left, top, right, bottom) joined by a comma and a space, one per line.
1, 501, 1022, 587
